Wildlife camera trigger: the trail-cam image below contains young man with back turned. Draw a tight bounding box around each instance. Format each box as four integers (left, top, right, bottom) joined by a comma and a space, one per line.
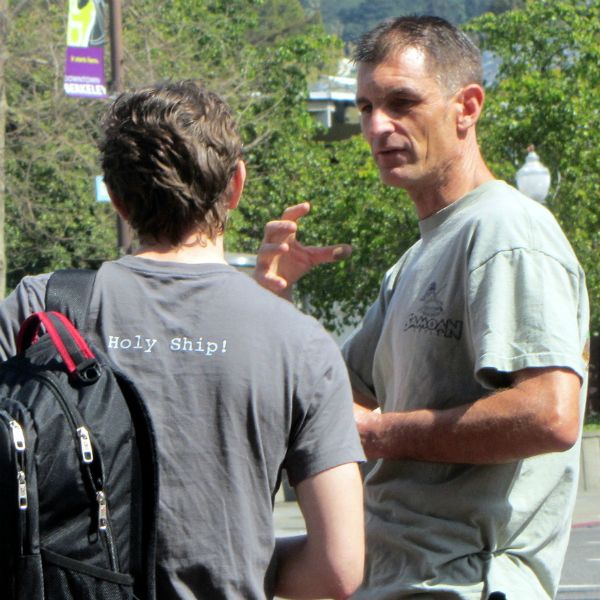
256, 16, 589, 600
0, 81, 365, 600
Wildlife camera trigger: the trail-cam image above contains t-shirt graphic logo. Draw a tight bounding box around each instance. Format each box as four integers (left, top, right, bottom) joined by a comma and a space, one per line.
420, 282, 444, 317
403, 281, 463, 340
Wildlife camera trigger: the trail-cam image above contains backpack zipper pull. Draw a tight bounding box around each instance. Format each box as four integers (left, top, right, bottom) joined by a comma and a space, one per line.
9, 420, 25, 451
77, 426, 94, 463
17, 470, 28, 510
97, 490, 108, 530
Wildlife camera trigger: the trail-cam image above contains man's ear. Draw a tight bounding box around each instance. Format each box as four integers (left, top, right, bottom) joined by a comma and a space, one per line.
227, 160, 246, 210
456, 84, 485, 133
107, 186, 129, 221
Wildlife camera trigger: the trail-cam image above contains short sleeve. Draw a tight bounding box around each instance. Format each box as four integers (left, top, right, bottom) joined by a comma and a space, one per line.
0, 274, 49, 360
468, 248, 588, 388
284, 326, 365, 487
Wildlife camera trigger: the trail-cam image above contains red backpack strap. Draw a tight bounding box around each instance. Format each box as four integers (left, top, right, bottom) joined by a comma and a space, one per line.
17, 312, 100, 384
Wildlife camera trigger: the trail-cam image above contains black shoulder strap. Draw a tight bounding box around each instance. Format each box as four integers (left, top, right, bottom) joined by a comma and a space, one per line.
45, 268, 97, 330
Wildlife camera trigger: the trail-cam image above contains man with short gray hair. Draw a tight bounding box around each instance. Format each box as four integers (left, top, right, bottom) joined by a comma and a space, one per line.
256, 16, 589, 599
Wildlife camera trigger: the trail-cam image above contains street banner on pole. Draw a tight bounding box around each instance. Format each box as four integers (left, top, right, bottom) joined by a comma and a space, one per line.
64, 0, 108, 98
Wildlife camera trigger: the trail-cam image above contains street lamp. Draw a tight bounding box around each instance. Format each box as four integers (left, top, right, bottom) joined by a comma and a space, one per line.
515, 145, 551, 204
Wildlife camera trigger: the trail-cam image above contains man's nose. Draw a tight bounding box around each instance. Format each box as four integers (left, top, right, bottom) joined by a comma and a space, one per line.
364, 108, 395, 138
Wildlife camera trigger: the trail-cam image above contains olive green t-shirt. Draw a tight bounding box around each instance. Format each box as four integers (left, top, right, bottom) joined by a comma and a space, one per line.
343, 180, 589, 599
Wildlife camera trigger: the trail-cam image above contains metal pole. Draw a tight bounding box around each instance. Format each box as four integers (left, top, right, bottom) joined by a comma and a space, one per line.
109, 0, 132, 254
109, 0, 123, 95
0, 0, 8, 297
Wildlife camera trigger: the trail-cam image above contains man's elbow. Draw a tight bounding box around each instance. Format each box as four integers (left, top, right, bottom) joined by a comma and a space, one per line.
320, 558, 364, 600
540, 397, 580, 453
521, 368, 582, 454
545, 415, 580, 452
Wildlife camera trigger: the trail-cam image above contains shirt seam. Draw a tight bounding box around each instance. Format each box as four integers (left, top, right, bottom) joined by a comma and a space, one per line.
468, 247, 579, 278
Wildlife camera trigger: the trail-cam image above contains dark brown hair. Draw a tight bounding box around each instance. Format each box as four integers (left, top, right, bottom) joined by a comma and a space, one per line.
99, 80, 242, 245
353, 16, 483, 95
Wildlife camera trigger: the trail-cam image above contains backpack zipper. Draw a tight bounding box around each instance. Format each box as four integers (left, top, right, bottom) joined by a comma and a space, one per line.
17, 469, 28, 509
77, 426, 94, 463
32, 372, 120, 572
96, 490, 119, 570
0, 412, 28, 555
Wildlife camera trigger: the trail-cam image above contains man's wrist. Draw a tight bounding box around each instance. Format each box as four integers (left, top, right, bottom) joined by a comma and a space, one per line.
355, 408, 387, 459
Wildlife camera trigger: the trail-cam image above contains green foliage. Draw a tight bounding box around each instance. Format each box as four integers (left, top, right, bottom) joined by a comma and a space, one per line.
7, 0, 409, 332
235, 133, 418, 330
7, 0, 597, 343
5, 1, 115, 287
314, 0, 363, 37
4, 0, 341, 290
467, 0, 600, 335
583, 411, 600, 432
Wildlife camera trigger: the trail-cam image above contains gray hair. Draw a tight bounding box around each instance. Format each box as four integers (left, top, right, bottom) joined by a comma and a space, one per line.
353, 16, 483, 95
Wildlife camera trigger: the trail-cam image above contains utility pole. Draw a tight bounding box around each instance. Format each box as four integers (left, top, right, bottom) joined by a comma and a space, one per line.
109, 0, 132, 254
0, 0, 8, 298
109, 0, 123, 95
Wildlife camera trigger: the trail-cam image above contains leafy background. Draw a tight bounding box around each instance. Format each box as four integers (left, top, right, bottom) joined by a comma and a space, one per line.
1, 2, 598, 390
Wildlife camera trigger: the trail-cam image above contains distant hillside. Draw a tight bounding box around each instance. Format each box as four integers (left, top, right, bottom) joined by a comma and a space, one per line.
301, 0, 524, 43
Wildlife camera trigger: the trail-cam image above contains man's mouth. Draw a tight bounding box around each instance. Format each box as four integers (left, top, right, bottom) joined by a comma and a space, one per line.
375, 147, 410, 164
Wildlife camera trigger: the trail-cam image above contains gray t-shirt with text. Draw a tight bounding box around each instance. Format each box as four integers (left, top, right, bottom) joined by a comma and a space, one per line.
343, 180, 589, 599
0, 256, 364, 600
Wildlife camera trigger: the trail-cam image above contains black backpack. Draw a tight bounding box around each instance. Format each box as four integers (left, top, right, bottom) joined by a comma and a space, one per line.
0, 269, 158, 599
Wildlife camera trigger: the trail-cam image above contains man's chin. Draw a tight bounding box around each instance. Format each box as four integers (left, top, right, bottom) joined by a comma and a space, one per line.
378, 167, 414, 189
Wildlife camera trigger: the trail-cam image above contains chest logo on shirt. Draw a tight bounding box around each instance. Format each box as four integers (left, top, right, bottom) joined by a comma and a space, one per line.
403, 282, 463, 340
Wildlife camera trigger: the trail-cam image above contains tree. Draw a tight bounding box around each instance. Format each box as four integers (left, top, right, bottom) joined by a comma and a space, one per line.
5, 1, 116, 287
467, 0, 600, 336
235, 130, 419, 332
3, 0, 341, 292
1, 0, 418, 335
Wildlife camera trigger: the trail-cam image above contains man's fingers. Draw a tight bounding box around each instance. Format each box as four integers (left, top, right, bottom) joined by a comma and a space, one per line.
263, 220, 298, 245
331, 244, 353, 261
256, 242, 288, 269
255, 203, 351, 297
255, 242, 290, 293
307, 244, 353, 266
257, 272, 288, 294
280, 202, 311, 222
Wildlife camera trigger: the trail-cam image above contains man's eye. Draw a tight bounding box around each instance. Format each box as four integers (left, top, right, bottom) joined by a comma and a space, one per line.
390, 99, 414, 111
358, 104, 372, 114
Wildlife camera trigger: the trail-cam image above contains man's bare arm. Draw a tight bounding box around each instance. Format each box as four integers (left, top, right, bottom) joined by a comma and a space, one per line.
354, 367, 581, 463
274, 463, 365, 599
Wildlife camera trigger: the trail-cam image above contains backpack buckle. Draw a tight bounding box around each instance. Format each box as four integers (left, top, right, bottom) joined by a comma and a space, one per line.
73, 359, 102, 384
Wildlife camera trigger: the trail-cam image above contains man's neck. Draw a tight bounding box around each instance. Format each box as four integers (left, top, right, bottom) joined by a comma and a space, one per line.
408, 151, 495, 220
135, 232, 227, 264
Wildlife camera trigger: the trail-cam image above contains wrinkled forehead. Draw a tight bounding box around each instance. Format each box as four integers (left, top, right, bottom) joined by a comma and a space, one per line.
356, 47, 441, 97
357, 46, 437, 79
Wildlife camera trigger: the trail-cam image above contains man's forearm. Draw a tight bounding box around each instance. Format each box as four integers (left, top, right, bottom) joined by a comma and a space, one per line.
274, 464, 364, 599
354, 367, 581, 464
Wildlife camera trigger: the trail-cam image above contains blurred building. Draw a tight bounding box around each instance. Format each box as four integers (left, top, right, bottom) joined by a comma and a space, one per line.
307, 59, 360, 141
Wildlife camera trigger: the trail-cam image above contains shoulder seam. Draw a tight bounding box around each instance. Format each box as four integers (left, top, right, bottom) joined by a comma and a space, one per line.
468, 247, 579, 279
